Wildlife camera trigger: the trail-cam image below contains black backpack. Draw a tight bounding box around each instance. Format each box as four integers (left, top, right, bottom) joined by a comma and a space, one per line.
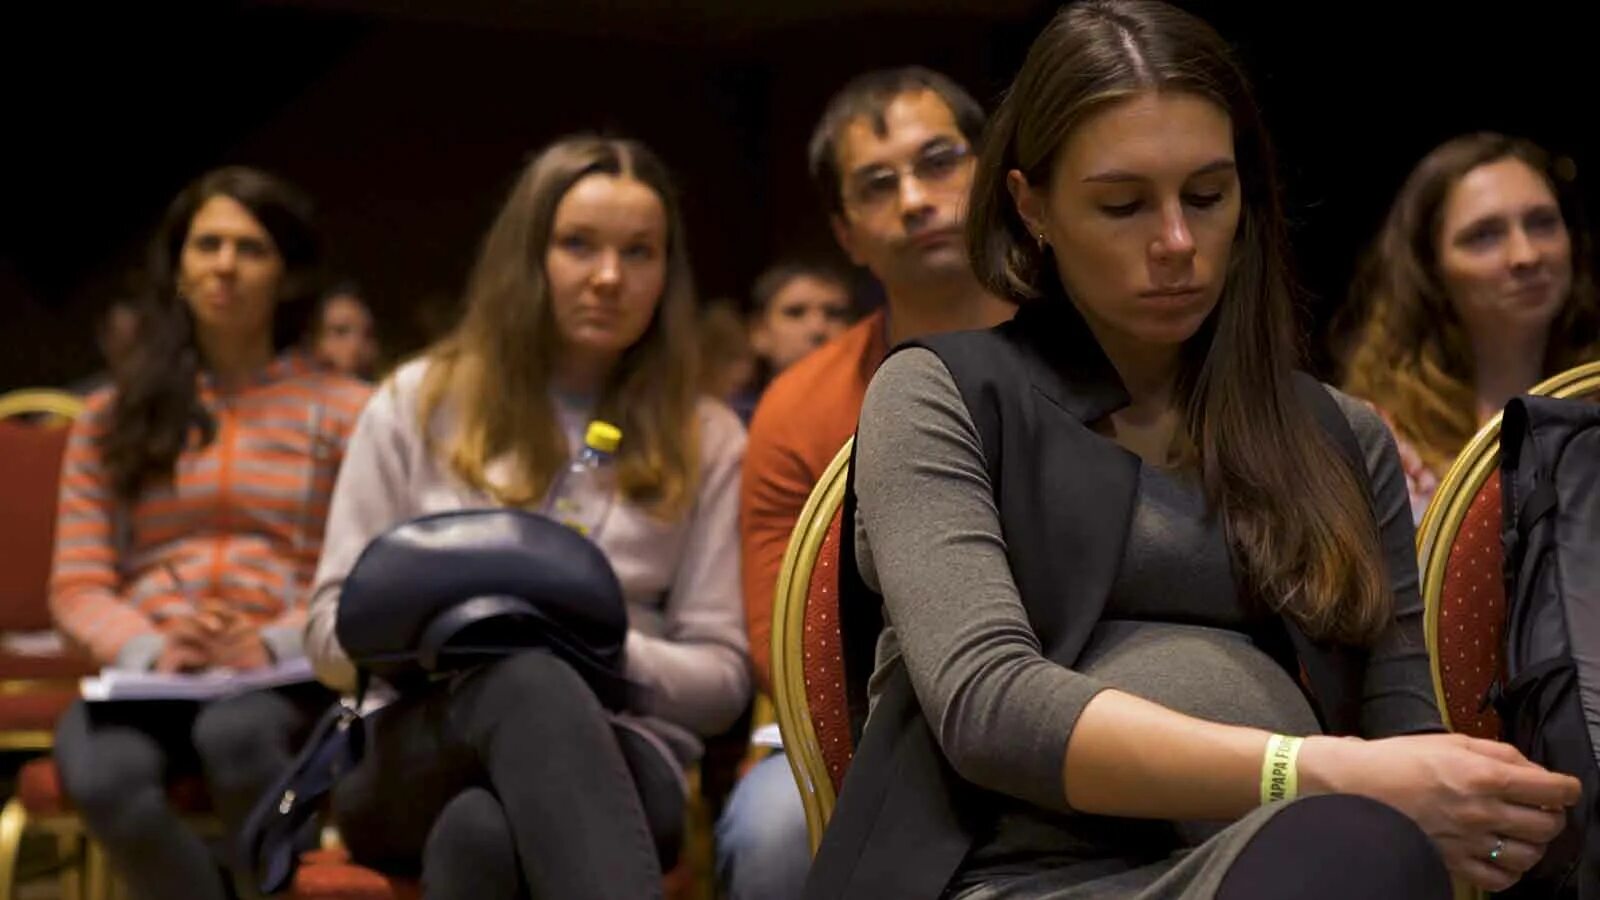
1495, 394, 1600, 899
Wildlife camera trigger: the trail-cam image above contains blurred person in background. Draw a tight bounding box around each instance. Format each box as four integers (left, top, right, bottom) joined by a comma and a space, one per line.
69, 296, 142, 395
307, 280, 380, 380
1341, 133, 1600, 520
699, 298, 761, 421
51, 166, 370, 900
747, 261, 854, 381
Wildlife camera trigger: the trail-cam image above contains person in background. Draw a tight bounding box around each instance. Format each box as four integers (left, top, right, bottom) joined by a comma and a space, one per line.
50, 167, 370, 900
810, 3, 1579, 897
1341, 133, 1600, 521
69, 296, 142, 395
307, 281, 380, 380
747, 261, 854, 381
305, 136, 749, 900
717, 66, 1013, 900
699, 298, 761, 421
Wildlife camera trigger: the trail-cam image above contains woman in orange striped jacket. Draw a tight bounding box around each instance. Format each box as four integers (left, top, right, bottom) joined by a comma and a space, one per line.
50, 167, 371, 900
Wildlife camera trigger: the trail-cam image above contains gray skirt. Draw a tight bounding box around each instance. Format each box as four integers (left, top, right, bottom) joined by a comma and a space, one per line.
948, 800, 1295, 899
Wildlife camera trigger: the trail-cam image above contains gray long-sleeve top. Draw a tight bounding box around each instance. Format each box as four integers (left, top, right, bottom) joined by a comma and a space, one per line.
853, 348, 1442, 814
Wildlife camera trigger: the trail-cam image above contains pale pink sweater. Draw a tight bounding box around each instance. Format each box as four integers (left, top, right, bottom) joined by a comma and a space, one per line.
304, 360, 750, 757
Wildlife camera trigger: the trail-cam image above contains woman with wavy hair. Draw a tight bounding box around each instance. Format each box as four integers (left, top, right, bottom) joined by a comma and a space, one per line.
1342, 133, 1600, 520
51, 166, 371, 900
306, 136, 749, 899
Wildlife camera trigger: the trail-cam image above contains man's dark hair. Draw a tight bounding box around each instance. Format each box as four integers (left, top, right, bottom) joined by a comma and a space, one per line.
807, 66, 986, 216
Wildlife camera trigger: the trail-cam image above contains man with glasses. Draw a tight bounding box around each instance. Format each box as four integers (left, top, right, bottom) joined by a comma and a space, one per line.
719, 66, 1012, 900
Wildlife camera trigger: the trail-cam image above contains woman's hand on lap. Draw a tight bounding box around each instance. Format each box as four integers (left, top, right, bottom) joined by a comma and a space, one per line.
1299, 732, 1580, 892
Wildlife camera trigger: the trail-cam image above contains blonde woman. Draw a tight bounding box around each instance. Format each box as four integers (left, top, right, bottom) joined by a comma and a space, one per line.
306, 137, 749, 899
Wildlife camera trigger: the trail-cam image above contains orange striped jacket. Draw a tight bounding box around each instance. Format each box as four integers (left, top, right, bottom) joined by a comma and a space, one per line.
50, 353, 371, 668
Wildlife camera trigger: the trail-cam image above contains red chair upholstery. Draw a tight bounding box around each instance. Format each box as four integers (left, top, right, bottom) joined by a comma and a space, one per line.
14, 758, 70, 817
1431, 472, 1505, 739
0, 689, 81, 738
0, 418, 97, 749
0, 646, 96, 749
291, 850, 421, 900
0, 419, 71, 633
291, 846, 699, 899
799, 511, 853, 793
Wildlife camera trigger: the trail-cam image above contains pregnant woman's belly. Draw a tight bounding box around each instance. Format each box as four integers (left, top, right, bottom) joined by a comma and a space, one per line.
1077, 620, 1322, 846
1076, 620, 1321, 737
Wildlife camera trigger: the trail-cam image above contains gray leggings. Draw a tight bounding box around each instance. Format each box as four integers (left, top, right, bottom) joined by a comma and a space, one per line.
53, 684, 331, 900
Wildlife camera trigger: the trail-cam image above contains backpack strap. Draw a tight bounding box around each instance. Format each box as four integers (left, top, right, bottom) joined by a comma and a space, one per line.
1499, 398, 1559, 570
239, 698, 366, 893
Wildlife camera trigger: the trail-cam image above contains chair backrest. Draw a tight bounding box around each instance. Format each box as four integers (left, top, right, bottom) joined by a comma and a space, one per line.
0, 397, 82, 632
0, 388, 86, 423
771, 438, 853, 854
1418, 360, 1600, 738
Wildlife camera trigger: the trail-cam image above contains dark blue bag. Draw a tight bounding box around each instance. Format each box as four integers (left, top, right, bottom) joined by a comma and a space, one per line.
239, 508, 630, 893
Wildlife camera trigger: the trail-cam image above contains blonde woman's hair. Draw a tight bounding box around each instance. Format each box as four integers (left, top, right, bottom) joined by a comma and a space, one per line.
417, 136, 702, 515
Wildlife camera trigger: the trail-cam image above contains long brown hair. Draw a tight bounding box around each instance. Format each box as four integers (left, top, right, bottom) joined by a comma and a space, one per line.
105, 167, 322, 501
969, 0, 1391, 642
1341, 133, 1600, 474
417, 136, 701, 515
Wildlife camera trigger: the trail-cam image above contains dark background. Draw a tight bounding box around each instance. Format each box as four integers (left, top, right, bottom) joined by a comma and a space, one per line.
2, 1, 1590, 390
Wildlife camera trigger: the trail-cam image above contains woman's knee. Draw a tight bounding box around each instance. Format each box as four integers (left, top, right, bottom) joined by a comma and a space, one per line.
423, 788, 519, 883
190, 691, 290, 770
470, 650, 596, 714
1220, 794, 1449, 899
53, 708, 173, 842
54, 703, 165, 814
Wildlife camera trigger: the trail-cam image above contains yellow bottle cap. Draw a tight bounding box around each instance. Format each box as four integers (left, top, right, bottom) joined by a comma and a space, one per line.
585, 421, 622, 454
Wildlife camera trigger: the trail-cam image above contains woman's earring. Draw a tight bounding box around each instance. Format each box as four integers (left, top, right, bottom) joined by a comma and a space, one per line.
1036, 232, 1048, 250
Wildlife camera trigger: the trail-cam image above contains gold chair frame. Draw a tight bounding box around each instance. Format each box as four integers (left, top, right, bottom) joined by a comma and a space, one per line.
0, 390, 86, 424
771, 439, 853, 855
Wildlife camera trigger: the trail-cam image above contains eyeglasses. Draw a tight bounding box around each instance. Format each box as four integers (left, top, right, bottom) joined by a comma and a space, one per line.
845, 142, 972, 212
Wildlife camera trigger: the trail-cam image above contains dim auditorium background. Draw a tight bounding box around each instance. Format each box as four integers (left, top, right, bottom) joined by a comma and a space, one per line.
2, 0, 1592, 388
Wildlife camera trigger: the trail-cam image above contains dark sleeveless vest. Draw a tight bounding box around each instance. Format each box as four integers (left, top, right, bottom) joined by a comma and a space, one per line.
803, 298, 1373, 900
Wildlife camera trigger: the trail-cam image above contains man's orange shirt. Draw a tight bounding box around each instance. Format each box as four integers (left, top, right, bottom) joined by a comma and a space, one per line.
740, 310, 886, 692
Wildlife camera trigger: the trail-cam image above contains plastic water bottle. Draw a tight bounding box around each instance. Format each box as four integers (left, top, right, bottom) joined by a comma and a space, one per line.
544, 420, 622, 538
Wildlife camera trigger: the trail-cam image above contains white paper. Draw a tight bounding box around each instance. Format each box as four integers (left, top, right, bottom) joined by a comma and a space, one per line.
81, 656, 317, 703
751, 722, 785, 750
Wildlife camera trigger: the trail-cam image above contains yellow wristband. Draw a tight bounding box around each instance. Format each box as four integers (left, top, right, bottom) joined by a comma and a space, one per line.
1260, 734, 1304, 805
